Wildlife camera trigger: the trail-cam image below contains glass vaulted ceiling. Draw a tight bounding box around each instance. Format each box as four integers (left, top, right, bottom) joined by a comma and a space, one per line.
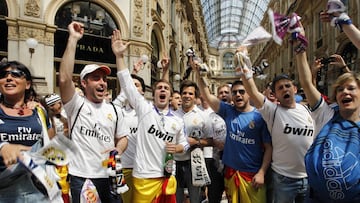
201, 0, 270, 49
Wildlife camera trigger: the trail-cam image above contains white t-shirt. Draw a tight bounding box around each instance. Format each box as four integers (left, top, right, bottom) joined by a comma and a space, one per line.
201, 107, 226, 159
311, 99, 335, 135
259, 99, 315, 178
118, 103, 138, 169
52, 109, 68, 137
118, 69, 189, 178
64, 94, 128, 178
174, 106, 213, 161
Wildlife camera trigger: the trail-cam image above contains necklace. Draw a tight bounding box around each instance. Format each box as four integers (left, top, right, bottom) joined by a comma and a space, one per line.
1, 101, 27, 116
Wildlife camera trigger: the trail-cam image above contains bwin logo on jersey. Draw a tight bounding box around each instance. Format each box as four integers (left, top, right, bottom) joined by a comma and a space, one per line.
148, 124, 173, 142
283, 124, 314, 136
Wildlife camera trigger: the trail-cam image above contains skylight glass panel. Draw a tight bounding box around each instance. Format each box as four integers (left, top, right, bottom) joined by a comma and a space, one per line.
200, 0, 270, 49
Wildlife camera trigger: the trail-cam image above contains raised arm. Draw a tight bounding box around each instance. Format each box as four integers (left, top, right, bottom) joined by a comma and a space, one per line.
320, 8, 360, 49
294, 23, 321, 108
310, 58, 322, 87
111, 30, 130, 72
240, 69, 266, 109
329, 54, 351, 73
190, 57, 221, 112
131, 58, 143, 75
59, 22, 84, 104
160, 55, 170, 82
112, 30, 145, 109
235, 49, 266, 109
342, 24, 360, 49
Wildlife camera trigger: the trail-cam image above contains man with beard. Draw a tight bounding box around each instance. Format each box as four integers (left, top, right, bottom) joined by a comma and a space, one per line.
59, 22, 129, 203
237, 48, 315, 203
191, 59, 272, 202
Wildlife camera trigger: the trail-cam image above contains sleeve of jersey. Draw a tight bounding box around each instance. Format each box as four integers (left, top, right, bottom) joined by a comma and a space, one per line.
177, 120, 190, 151
63, 92, 83, 117
117, 69, 143, 109
217, 101, 228, 119
202, 113, 214, 139
260, 117, 272, 144
113, 91, 127, 107
311, 98, 334, 132
257, 99, 277, 128
115, 105, 129, 139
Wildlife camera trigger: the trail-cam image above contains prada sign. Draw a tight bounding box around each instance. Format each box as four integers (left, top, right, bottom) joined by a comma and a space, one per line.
54, 30, 115, 64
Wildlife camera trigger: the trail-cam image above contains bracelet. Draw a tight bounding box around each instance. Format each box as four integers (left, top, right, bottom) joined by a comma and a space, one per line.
291, 33, 308, 54
335, 13, 352, 31
244, 72, 253, 80
294, 42, 307, 54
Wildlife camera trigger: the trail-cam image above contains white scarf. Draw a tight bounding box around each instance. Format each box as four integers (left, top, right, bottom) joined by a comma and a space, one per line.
191, 148, 211, 186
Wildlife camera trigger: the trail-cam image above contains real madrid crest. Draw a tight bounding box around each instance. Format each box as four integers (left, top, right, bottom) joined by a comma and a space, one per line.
249, 120, 255, 129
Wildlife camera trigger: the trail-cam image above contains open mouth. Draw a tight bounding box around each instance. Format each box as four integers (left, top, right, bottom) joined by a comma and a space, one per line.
4, 84, 16, 88
284, 94, 290, 99
96, 87, 105, 92
159, 95, 166, 100
341, 97, 352, 104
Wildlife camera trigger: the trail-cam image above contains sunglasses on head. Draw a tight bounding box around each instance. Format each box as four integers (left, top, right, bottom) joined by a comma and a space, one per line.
232, 89, 246, 95
0, 69, 26, 79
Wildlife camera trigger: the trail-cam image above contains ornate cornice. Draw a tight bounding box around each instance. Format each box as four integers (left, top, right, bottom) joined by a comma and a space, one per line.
151, 9, 165, 29
6, 18, 56, 45
128, 40, 152, 56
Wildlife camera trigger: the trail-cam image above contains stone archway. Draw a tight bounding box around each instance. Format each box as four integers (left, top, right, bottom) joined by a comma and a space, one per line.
45, 0, 129, 37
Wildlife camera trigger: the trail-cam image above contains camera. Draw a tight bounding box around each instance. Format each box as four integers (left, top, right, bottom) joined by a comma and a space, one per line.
320, 57, 335, 65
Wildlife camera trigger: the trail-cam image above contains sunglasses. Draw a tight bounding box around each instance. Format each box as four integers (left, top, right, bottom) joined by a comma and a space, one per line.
232, 89, 246, 95
0, 69, 26, 79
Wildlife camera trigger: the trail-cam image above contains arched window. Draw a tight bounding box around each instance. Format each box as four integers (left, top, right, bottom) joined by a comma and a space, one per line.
54, 1, 119, 65
223, 52, 234, 70
53, 1, 120, 95
55, 1, 117, 37
342, 42, 358, 72
151, 31, 160, 86
0, 0, 8, 60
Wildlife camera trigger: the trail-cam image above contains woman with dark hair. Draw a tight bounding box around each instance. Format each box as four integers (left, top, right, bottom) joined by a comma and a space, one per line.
0, 61, 54, 202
